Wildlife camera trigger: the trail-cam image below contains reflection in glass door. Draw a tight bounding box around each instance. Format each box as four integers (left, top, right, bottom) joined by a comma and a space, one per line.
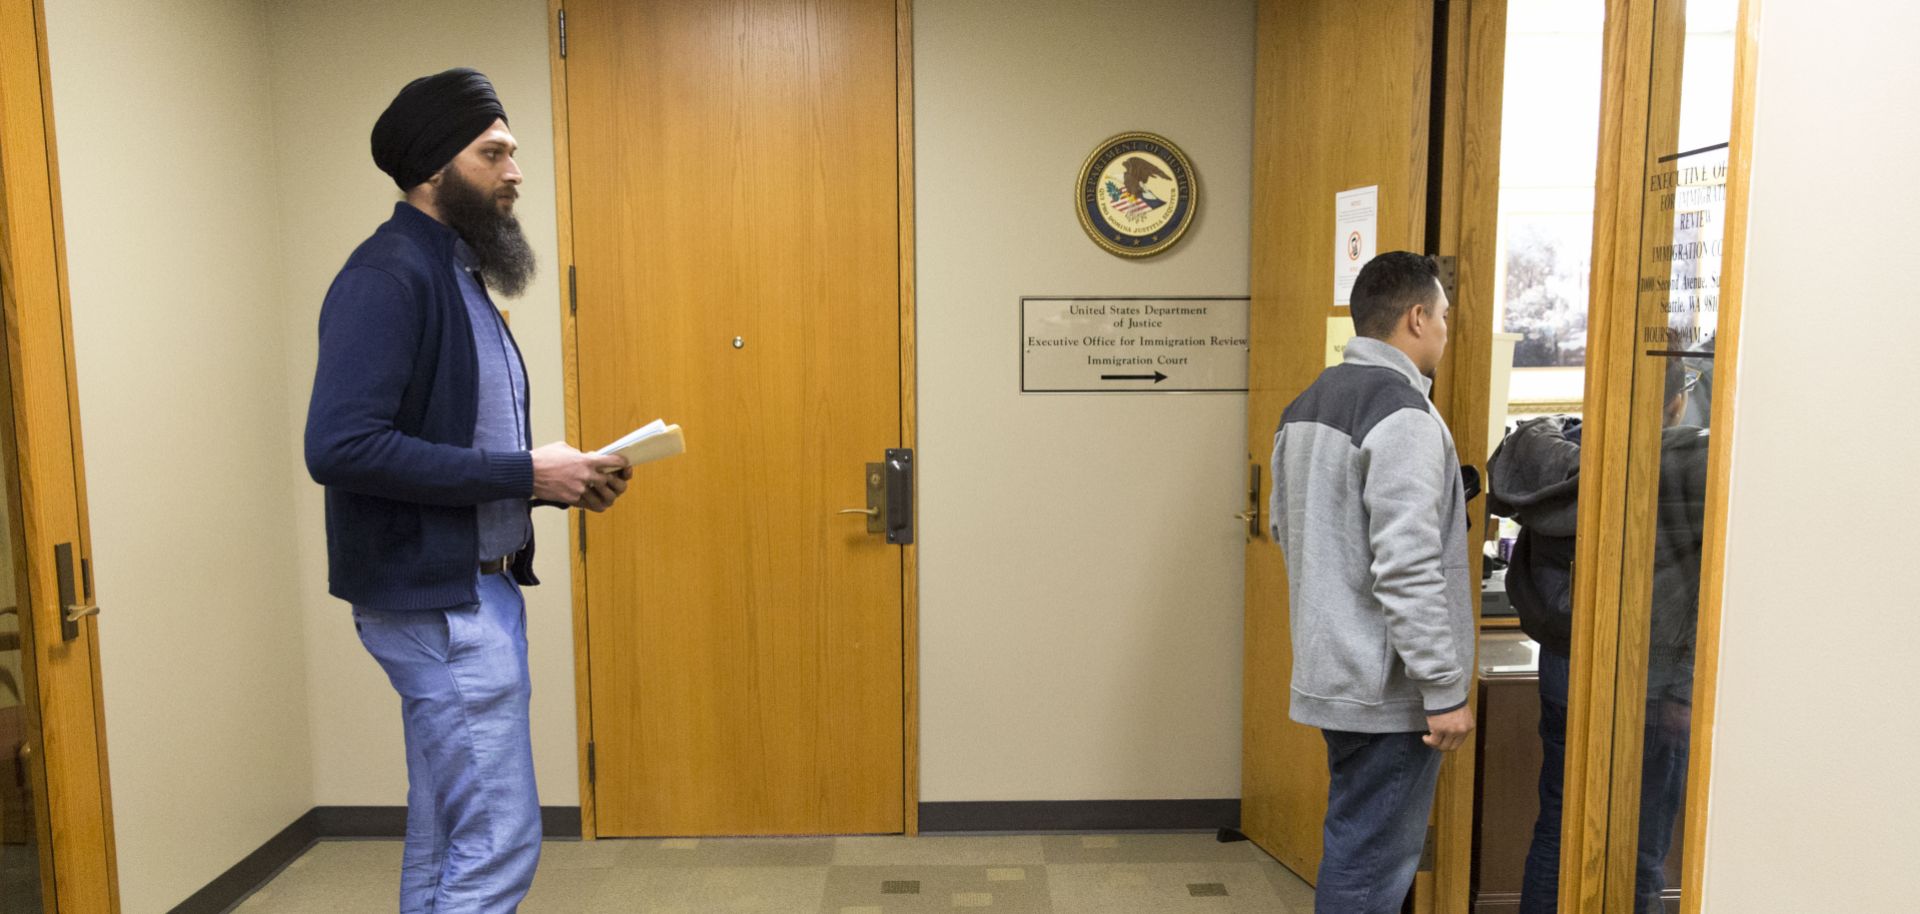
0, 163, 51, 913
1613, 0, 1738, 910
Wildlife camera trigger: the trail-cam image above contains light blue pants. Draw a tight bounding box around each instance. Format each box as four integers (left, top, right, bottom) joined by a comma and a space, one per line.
353, 572, 541, 914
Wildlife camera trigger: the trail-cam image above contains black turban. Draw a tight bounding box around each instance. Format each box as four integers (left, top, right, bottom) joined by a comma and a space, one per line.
371, 68, 509, 191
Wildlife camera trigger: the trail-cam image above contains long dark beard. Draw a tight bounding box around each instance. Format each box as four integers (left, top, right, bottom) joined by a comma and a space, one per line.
436, 167, 536, 298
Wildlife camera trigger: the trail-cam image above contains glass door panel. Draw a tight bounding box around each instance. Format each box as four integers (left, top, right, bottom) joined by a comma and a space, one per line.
0, 151, 53, 914
1612, 0, 1738, 910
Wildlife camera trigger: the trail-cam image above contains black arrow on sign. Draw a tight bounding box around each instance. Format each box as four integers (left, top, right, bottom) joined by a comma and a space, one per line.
1100, 371, 1169, 383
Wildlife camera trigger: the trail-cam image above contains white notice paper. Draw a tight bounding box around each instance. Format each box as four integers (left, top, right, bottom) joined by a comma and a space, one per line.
595, 419, 686, 466
599, 419, 667, 454
1334, 185, 1379, 306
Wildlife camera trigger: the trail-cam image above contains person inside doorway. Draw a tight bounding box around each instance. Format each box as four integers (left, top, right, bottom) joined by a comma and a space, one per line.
1491, 355, 1708, 913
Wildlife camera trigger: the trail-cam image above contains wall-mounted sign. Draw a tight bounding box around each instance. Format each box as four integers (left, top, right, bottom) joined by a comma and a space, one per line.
1021, 297, 1249, 393
1639, 142, 1727, 353
1076, 132, 1198, 258
1333, 185, 1378, 306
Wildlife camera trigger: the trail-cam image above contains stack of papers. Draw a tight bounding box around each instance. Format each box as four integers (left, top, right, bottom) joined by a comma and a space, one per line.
595, 419, 686, 466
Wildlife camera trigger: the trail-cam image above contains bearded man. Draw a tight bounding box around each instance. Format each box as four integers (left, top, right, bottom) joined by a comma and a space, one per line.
304, 68, 629, 913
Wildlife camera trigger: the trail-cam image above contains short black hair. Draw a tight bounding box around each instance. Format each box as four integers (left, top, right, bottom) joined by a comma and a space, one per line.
1351, 252, 1442, 339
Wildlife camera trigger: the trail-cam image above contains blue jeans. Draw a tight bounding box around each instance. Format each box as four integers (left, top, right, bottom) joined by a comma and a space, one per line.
1521, 650, 1691, 914
1519, 650, 1571, 914
1316, 730, 1443, 914
353, 572, 541, 914
1635, 682, 1691, 914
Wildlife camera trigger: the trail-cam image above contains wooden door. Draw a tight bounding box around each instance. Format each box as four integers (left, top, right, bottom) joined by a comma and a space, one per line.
1242, 0, 1438, 885
0, 0, 119, 908
561, 0, 906, 836
1562, 0, 1757, 910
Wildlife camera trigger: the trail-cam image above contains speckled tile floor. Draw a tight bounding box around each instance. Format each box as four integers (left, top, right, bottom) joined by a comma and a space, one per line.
232, 832, 1318, 913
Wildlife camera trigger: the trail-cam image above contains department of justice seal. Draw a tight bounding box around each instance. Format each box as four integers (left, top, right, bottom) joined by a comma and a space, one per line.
1076, 132, 1198, 258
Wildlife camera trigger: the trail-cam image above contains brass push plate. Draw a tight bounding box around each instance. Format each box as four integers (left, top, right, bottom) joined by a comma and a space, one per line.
863, 463, 885, 535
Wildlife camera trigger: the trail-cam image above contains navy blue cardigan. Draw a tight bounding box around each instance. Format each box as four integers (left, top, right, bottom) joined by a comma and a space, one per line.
306, 203, 538, 611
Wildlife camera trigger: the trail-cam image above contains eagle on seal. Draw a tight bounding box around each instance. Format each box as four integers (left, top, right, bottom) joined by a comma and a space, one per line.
1120, 156, 1173, 202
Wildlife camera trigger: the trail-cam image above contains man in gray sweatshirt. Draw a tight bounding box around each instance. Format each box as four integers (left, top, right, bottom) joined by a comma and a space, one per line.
1269, 251, 1476, 913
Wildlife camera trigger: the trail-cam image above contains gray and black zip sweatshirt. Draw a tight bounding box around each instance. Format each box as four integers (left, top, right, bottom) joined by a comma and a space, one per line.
1268, 337, 1474, 733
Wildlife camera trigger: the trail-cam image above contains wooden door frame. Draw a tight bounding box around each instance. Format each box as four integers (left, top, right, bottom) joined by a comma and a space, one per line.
544, 0, 920, 839
0, 0, 119, 909
1562, 0, 1758, 910
1425, 1, 1507, 910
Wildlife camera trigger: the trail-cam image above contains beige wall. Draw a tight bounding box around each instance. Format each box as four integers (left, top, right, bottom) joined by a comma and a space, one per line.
274, 0, 1259, 814
34, 0, 1920, 908
1701, 4, 1920, 912
41, 0, 314, 908
272, 0, 1264, 816
45, 0, 570, 907
266, 0, 1262, 815
42, 0, 1261, 906
915, 0, 1255, 801
263, 0, 577, 809
265, 0, 1261, 814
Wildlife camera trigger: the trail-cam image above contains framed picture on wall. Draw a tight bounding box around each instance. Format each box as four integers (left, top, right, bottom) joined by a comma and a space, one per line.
1499, 217, 1590, 414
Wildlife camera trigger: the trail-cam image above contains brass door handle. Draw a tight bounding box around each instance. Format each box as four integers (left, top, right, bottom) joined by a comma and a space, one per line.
841, 450, 914, 542
1241, 463, 1265, 540
65, 602, 100, 623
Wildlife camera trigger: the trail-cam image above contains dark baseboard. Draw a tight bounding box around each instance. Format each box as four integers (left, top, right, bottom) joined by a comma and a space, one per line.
169, 809, 320, 914
169, 805, 582, 914
917, 799, 1240, 832
305, 804, 406, 837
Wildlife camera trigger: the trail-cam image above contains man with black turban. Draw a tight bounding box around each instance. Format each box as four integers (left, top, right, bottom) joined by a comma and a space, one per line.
305, 68, 631, 913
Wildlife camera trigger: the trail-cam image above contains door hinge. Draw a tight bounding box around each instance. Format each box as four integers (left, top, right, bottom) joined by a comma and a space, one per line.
568, 264, 577, 316
558, 9, 568, 58
1433, 254, 1460, 305
586, 741, 596, 783
577, 509, 587, 554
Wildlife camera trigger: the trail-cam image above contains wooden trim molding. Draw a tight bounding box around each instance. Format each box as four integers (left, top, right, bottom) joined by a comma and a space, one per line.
1508, 398, 1584, 415
1677, 0, 1760, 909
1426, 2, 1507, 911
895, 0, 920, 838
1561, 0, 1656, 909
545, 0, 596, 840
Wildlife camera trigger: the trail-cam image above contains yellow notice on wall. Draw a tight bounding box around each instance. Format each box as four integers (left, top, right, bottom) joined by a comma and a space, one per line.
1325, 316, 1356, 367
